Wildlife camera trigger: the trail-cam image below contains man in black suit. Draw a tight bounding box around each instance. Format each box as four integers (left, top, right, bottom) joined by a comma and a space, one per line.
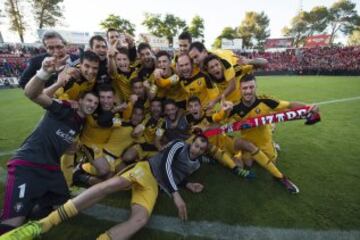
19, 31, 79, 88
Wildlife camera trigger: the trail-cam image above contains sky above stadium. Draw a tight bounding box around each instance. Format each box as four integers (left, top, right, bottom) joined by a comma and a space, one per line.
1, 0, 359, 47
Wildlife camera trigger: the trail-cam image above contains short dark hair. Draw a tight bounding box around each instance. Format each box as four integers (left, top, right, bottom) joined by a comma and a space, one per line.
97, 84, 115, 94
130, 77, 143, 87
151, 97, 163, 104
79, 90, 99, 100
89, 35, 107, 49
106, 28, 119, 39
42, 31, 67, 46
188, 96, 201, 105
117, 47, 130, 57
192, 134, 209, 147
163, 98, 177, 108
80, 50, 100, 63
156, 50, 171, 61
137, 42, 152, 54
133, 102, 145, 112
203, 54, 221, 70
189, 41, 207, 53
178, 31, 192, 43
240, 74, 256, 83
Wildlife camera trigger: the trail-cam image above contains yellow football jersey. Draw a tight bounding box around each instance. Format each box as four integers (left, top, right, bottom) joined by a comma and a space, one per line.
55, 76, 95, 101
111, 67, 137, 101
179, 68, 219, 107
229, 95, 290, 147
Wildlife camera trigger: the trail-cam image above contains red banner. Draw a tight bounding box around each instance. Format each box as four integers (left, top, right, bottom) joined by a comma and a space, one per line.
264, 38, 293, 49
203, 106, 320, 137
304, 34, 331, 48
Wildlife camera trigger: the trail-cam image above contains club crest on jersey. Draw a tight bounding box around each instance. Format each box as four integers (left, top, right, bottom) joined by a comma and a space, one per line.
14, 202, 23, 213
255, 108, 261, 114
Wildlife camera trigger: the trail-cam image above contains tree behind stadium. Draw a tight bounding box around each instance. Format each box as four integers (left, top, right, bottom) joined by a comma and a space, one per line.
4, 0, 26, 43
100, 14, 136, 36
188, 15, 205, 40
142, 12, 186, 45
31, 0, 64, 29
282, 0, 360, 47
237, 11, 270, 49
212, 26, 238, 49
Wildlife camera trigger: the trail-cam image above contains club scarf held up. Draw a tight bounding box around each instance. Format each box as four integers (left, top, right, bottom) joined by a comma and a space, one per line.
203, 106, 321, 137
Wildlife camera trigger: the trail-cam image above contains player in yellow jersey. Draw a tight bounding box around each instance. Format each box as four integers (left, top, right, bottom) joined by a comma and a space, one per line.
108, 47, 138, 101
74, 85, 134, 186
153, 51, 187, 108
176, 54, 219, 108
186, 96, 254, 179
44, 51, 99, 102
217, 74, 319, 193
173, 31, 192, 64
135, 43, 156, 82
42, 51, 100, 187
120, 98, 165, 166
189, 42, 267, 106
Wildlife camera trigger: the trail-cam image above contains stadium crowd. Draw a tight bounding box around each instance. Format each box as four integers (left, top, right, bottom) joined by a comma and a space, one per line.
242, 46, 360, 75
1, 42, 360, 80
0, 29, 320, 240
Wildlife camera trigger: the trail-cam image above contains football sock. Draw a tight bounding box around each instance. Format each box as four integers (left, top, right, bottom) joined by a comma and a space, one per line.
39, 200, 78, 233
251, 149, 283, 178
210, 145, 236, 169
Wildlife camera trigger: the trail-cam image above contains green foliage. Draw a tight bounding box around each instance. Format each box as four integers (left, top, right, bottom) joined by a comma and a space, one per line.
100, 14, 136, 36
31, 0, 64, 29
237, 11, 270, 49
142, 12, 186, 44
283, 0, 360, 46
188, 15, 205, 40
4, 0, 26, 42
328, 0, 360, 44
212, 26, 238, 48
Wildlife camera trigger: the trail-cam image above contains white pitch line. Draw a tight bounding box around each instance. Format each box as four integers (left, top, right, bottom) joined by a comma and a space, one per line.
0, 150, 14, 157
314, 96, 360, 106
0, 167, 359, 240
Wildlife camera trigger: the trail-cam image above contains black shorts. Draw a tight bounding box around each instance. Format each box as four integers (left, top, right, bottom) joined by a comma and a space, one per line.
1, 160, 69, 220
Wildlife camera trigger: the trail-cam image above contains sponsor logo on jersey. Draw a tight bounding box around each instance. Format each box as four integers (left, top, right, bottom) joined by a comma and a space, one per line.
56, 129, 76, 144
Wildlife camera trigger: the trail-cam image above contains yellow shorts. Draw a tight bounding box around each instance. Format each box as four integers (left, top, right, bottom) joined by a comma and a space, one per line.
132, 143, 158, 160
209, 134, 236, 155
242, 141, 278, 162
119, 161, 158, 214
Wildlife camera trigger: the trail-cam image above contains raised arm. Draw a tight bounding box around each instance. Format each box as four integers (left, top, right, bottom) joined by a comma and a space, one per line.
24, 57, 57, 108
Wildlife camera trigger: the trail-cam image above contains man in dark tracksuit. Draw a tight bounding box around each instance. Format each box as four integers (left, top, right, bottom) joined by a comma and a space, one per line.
0, 55, 99, 235
19, 31, 78, 88
3, 136, 209, 240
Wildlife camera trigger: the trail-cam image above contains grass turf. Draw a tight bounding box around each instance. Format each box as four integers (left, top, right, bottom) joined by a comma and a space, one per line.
0, 76, 359, 239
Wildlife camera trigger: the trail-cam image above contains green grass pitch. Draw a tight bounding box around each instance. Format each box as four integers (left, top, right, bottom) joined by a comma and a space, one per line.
0, 76, 359, 239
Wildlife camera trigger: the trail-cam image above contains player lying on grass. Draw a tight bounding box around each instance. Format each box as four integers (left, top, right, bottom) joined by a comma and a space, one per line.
0, 57, 99, 234
0, 135, 209, 240
213, 73, 320, 194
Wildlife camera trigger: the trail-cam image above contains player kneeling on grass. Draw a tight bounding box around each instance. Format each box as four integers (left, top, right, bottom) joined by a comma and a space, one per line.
0, 57, 99, 235
1, 136, 209, 240
214, 73, 320, 194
